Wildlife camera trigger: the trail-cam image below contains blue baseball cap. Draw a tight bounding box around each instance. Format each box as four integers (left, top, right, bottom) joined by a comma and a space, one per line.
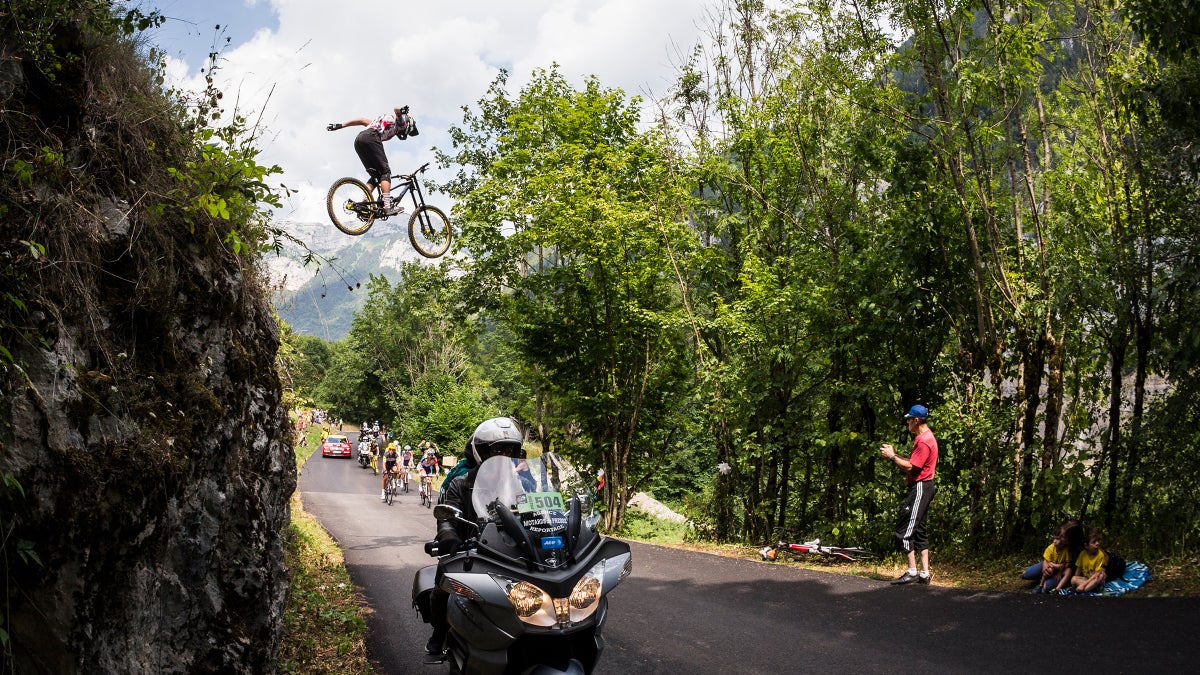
904, 405, 929, 420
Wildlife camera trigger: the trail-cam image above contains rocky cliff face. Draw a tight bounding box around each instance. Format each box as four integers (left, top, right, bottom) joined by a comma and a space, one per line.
1, 7, 295, 673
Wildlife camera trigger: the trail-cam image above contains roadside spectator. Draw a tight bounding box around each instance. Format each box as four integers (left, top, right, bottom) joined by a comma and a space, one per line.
880, 404, 939, 585
1070, 526, 1110, 594
1023, 518, 1083, 593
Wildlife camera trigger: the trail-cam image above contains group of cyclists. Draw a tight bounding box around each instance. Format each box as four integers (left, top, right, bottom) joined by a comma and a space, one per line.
357, 422, 441, 503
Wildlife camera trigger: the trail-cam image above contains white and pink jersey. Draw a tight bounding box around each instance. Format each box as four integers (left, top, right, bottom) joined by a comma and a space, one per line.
368, 113, 404, 141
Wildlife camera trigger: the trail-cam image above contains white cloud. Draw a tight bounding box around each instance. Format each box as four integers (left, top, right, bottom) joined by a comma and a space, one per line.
160, 0, 709, 224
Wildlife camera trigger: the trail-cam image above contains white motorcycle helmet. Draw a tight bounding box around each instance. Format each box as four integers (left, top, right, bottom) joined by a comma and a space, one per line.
466, 417, 523, 466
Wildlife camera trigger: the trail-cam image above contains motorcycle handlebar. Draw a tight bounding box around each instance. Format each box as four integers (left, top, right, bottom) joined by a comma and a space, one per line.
424, 540, 443, 556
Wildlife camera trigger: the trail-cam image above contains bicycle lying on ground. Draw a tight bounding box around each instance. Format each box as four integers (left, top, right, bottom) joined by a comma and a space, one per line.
325, 162, 452, 258
760, 530, 876, 562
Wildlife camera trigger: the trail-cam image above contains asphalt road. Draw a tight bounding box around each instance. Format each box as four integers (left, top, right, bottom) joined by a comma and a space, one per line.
300, 437, 1200, 673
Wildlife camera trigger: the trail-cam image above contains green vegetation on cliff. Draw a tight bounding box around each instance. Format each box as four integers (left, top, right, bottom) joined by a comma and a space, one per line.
1, 1, 297, 671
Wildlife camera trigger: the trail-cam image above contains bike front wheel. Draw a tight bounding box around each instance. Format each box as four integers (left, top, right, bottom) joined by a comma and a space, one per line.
327, 177, 376, 236
408, 205, 452, 258
835, 547, 875, 561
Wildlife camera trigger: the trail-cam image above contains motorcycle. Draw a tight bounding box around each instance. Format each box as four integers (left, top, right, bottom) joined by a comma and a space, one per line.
412, 453, 631, 674
358, 444, 372, 469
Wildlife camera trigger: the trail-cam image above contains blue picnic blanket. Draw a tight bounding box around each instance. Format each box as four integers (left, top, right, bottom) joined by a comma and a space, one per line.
1064, 561, 1152, 597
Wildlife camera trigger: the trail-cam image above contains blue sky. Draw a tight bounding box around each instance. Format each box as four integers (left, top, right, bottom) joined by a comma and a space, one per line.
133, 0, 717, 261
142, 0, 280, 70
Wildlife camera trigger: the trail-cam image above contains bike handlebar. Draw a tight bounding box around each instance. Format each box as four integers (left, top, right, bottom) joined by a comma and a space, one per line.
392, 163, 431, 181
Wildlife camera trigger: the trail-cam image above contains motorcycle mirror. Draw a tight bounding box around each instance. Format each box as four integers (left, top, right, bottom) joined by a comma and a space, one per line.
585, 513, 601, 531
433, 504, 461, 523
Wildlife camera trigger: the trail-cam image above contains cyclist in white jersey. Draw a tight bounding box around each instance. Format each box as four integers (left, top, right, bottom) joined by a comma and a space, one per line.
326, 106, 418, 215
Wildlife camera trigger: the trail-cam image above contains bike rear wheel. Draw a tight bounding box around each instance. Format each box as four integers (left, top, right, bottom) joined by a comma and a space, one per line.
327, 177, 376, 235
408, 205, 452, 258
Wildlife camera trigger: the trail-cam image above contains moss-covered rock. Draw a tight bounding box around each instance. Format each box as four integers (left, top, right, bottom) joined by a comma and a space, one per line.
0, 3, 295, 672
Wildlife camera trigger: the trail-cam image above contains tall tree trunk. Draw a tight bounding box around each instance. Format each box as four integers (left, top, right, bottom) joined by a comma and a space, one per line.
776, 440, 793, 536
713, 413, 736, 542
1014, 335, 1045, 544
822, 387, 847, 522
1041, 330, 1065, 472
1124, 313, 1150, 511
764, 438, 780, 541
1100, 335, 1128, 529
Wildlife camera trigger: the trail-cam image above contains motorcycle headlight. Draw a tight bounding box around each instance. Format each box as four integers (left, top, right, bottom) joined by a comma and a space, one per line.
500, 579, 557, 627
506, 580, 547, 617
498, 554, 630, 627
569, 575, 601, 610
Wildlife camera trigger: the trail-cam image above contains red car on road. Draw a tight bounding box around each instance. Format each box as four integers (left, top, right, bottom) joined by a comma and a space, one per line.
321, 434, 353, 458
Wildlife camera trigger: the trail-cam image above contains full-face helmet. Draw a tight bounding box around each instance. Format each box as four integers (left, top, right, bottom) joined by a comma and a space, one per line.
465, 417, 523, 466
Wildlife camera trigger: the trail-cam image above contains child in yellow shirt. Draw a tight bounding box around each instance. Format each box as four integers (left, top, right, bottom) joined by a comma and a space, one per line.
1070, 526, 1110, 593
1024, 518, 1082, 593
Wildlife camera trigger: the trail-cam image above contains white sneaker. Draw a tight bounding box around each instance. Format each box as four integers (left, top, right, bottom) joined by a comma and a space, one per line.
381, 202, 404, 217
381, 490, 386, 501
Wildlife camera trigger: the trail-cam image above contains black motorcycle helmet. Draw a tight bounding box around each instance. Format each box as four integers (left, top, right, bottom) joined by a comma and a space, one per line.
465, 417, 524, 466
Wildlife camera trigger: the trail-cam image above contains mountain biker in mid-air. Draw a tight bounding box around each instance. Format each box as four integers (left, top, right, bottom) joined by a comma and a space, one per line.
326, 106, 418, 216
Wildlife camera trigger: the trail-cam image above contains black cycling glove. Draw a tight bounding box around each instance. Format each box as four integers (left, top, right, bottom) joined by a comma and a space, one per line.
326, 123, 342, 131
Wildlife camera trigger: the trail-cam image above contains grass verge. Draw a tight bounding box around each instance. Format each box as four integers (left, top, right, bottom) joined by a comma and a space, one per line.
618, 509, 1200, 597
278, 424, 374, 674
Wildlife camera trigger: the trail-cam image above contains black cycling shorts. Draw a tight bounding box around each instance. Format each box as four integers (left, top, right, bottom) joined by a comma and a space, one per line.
353, 129, 389, 185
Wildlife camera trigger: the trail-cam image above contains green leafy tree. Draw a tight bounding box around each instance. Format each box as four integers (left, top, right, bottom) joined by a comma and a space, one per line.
439, 67, 694, 528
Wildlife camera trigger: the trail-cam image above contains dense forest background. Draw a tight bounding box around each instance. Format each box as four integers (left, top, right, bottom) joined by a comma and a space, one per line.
282, 0, 1200, 558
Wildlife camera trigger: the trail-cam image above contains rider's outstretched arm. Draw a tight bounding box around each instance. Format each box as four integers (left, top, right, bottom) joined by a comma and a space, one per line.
326, 117, 371, 131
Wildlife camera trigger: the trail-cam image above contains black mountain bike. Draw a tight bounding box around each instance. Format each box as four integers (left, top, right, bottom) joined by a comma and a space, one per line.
325, 162, 452, 258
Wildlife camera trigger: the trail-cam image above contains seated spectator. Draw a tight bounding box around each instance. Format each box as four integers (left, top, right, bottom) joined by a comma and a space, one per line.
1070, 526, 1110, 593
1023, 518, 1082, 593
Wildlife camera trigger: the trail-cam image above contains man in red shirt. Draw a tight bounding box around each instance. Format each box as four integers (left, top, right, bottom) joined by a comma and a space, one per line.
880, 404, 939, 585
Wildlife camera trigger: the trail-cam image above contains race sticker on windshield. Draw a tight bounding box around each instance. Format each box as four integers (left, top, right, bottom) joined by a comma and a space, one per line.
517, 491, 565, 513
540, 536, 564, 550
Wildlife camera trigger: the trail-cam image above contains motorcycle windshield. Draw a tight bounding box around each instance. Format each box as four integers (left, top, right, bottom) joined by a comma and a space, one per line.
472, 453, 594, 565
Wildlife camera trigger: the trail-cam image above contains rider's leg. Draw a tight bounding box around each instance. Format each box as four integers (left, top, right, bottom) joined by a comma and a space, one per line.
427, 588, 449, 654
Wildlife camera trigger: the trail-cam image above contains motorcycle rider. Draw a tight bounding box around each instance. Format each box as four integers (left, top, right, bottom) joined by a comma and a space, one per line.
426, 417, 525, 655
357, 435, 370, 465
